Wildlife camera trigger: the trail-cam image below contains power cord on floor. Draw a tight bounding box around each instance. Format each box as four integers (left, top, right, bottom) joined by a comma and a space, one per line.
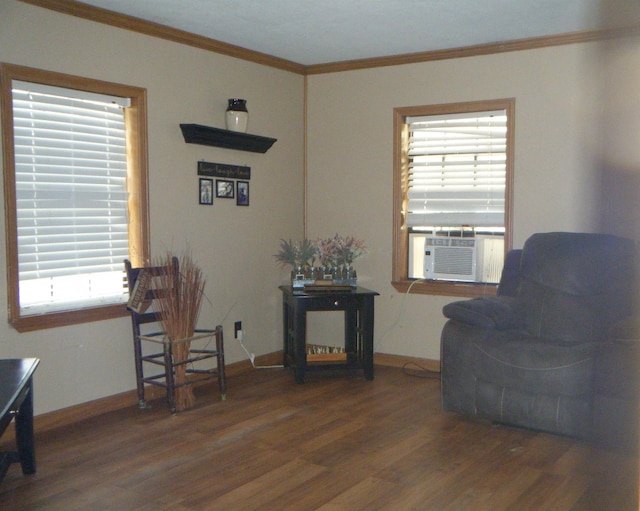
236, 331, 284, 369
379, 278, 441, 380
402, 361, 440, 379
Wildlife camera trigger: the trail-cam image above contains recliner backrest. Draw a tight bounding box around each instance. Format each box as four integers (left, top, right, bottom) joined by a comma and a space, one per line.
497, 249, 522, 297
515, 232, 636, 343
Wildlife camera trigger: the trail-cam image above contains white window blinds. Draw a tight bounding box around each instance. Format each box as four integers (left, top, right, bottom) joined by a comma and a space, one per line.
12, 80, 130, 314
407, 110, 507, 229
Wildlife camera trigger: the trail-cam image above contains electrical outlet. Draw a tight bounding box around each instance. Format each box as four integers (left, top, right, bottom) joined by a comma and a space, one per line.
234, 321, 242, 339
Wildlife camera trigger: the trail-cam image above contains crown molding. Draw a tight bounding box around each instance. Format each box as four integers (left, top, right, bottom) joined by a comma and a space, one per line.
305, 25, 640, 75
17, 0, 307, 75
17, 0, 640, 77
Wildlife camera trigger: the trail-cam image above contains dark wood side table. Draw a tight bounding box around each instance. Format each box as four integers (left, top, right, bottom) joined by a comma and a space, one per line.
280, 285, 379, 383
0, 358, 39, 483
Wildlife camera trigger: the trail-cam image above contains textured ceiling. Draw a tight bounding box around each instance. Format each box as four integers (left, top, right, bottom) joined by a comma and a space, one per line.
79, 0, 638, 66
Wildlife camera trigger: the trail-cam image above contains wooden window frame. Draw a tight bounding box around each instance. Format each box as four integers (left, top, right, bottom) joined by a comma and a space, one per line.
1, 63, 150, 332
392, 98, 515, 298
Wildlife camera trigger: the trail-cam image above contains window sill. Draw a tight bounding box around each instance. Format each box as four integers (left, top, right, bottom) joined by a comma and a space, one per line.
10, 304, 128, 333
391, 279, 498, 298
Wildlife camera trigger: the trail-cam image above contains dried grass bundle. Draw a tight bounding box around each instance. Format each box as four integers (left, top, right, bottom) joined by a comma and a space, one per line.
154, 251, 206, 411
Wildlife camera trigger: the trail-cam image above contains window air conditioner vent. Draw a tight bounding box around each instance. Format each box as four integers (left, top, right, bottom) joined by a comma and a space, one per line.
424, 237, 476, 281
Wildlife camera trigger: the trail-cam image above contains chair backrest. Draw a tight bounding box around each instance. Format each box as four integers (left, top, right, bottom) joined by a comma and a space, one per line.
124, 257, 179, 334
497, 248, 523, 297
515, 232, 637, 343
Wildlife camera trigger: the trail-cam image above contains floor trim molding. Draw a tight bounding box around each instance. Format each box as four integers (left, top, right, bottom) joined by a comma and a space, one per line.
9, 352, 439, 440
374, 352, 441, 373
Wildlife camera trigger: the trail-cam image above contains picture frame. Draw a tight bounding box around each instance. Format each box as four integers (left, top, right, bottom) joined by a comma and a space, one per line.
216, 179, 235, 199
236, 181, 249, 206
199, 178, 213, 205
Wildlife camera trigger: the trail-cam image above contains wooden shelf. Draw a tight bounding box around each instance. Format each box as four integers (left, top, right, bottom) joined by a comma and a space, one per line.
180, 124, 277, 153
307, 353, 347, 363
306, 344, 347, 363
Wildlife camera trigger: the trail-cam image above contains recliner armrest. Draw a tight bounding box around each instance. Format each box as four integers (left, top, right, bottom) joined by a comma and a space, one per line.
443, 296, 517, 330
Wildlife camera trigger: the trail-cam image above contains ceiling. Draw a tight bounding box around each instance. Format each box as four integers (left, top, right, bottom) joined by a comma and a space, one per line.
77, 0, 638, 67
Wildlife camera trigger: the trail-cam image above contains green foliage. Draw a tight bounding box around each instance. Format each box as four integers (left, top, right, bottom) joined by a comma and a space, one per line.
274, 238, 316, 267
275, 234, 367, 268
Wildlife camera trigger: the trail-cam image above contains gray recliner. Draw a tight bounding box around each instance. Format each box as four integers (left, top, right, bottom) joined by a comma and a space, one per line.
440, 232, 639, 444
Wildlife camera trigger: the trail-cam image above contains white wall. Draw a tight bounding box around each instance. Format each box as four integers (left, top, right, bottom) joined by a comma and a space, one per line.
2, 1, 639, 415
305, 41, 627, 361
0, 1, 305, 414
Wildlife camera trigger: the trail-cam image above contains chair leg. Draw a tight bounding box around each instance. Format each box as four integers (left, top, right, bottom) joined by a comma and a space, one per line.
163, 340, 177, 413
216, 325, 227, 400
132, 330, 149, 410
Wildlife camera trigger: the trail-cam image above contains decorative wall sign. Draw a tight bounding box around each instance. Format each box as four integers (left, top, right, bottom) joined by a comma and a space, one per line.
198, 161, 251, 180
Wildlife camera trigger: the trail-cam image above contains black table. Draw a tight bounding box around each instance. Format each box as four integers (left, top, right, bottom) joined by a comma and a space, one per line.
280, 286, 379, 383
0, 358, 39, 483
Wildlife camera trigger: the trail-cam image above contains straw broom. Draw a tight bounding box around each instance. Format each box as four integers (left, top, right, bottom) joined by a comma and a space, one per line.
154, 252, 206, 411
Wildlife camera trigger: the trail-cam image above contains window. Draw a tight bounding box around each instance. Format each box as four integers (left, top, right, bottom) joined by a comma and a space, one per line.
1, 63, 149, 331
392, 99, 514, 297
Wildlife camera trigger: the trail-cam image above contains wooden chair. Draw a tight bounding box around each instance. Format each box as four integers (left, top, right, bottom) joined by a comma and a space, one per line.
124, 258, 226, 412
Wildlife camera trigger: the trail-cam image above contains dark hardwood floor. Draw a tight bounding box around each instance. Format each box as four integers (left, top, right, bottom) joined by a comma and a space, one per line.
1, 365, 637, 510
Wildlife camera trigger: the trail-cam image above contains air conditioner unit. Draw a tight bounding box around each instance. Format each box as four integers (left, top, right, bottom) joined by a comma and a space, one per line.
424, 237, 477, 281
476, 237, 504, 283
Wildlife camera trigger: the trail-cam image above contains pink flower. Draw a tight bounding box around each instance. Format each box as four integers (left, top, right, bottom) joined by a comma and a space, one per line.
315, 234, 367, 266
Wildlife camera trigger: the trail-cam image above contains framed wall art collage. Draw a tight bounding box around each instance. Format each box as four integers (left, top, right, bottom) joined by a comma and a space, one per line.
197, 161, 250, 207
